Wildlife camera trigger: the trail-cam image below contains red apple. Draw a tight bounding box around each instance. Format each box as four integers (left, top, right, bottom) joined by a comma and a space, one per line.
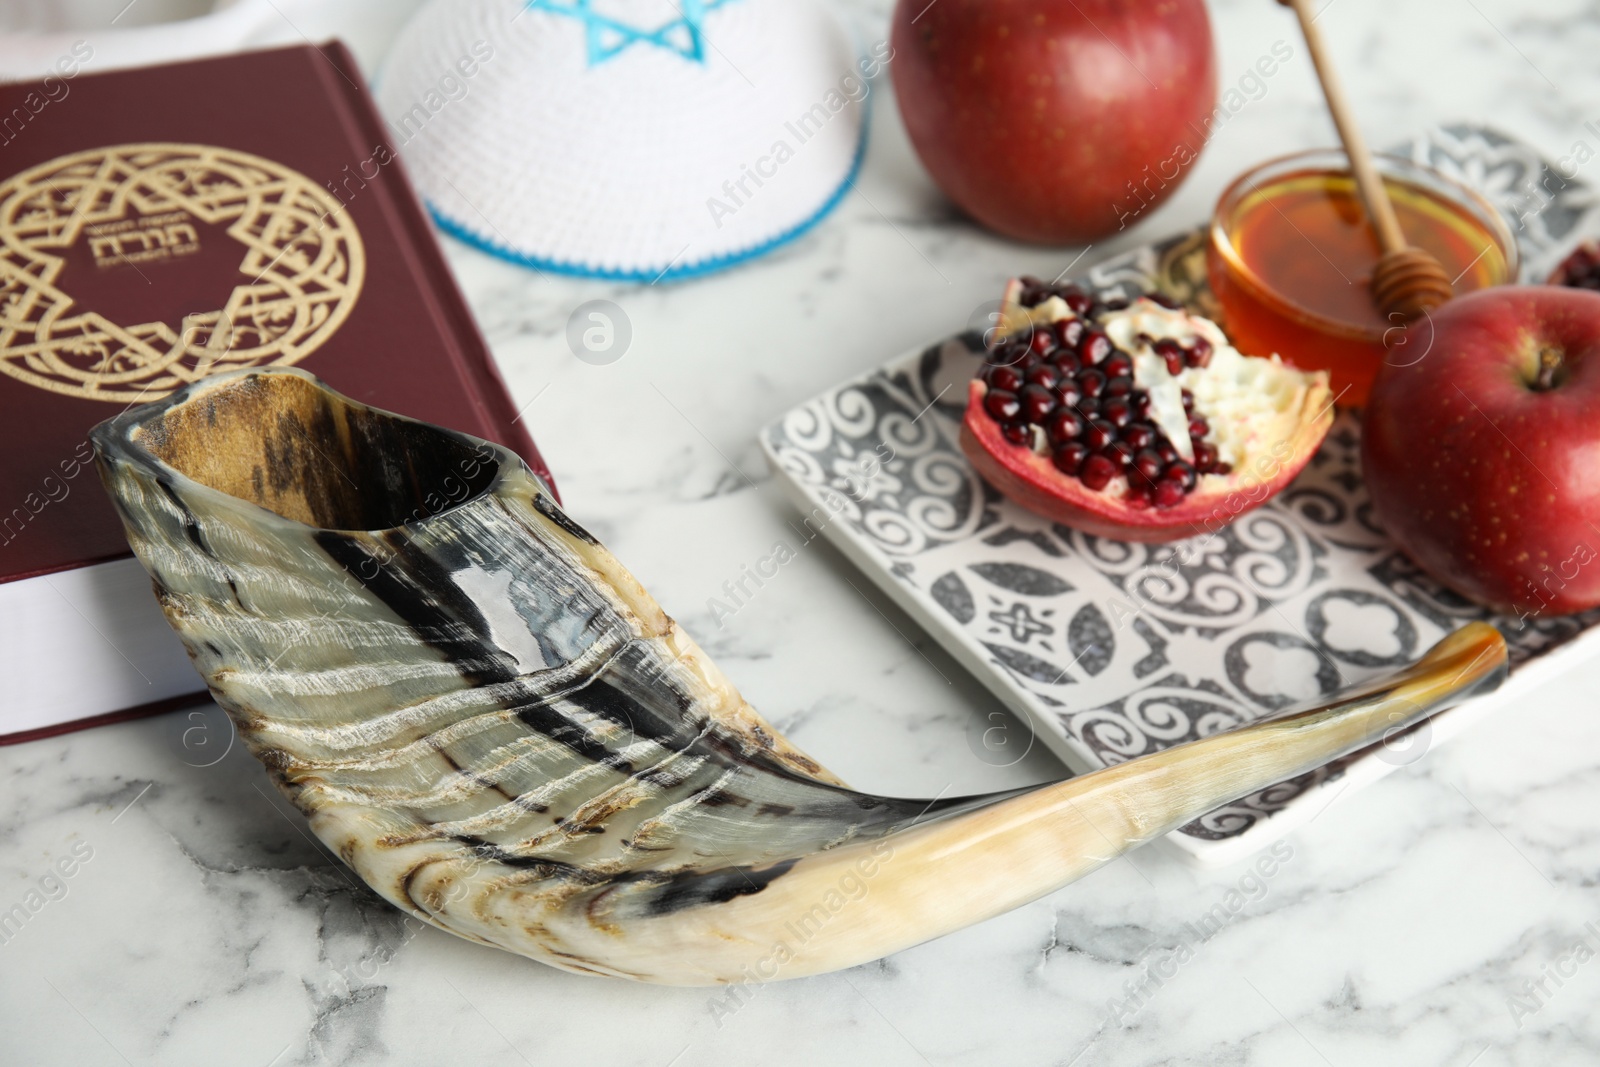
889, 0, 1218, 244
1363, 286, 1600, 617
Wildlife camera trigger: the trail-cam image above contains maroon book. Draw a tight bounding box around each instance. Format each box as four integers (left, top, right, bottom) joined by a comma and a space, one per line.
0, 43, 553, 744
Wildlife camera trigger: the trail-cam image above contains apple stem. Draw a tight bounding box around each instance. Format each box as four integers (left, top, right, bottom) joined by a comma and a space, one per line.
1535, 346, 1562, 391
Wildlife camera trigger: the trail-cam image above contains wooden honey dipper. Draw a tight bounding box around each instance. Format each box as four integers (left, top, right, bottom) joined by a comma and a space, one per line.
1280, 0, 1454, 320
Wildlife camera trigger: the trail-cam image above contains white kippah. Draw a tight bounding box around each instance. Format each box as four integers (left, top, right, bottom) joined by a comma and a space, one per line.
377, 0, 870, 281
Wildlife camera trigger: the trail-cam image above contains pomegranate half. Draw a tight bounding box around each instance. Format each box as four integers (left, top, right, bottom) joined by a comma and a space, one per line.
960, 279, 1334, 543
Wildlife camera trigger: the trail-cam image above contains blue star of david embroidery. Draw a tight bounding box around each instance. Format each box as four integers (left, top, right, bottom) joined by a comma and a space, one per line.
523, 0, 739, 66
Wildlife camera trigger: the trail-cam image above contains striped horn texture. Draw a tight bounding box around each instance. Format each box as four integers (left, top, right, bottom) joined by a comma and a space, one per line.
91, 368, 1508, 986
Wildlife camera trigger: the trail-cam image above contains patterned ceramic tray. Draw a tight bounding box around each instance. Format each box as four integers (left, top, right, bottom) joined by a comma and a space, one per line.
760, 125, 1600, 865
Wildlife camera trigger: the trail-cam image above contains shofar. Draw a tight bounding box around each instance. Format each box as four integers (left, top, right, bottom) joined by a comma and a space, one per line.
91, 367, 1506, 986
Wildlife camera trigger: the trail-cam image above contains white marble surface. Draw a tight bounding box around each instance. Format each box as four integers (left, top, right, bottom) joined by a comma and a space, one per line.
6, 0, 1600, 1063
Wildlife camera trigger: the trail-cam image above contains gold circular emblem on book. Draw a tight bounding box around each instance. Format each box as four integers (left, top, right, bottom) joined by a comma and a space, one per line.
0, 142, 364, 403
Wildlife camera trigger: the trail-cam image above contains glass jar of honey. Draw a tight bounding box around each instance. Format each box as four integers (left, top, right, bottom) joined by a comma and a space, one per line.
1207, 149, 1518, 406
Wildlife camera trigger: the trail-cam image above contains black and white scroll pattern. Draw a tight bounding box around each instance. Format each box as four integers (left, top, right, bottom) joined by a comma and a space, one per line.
760, 126, 1600, 849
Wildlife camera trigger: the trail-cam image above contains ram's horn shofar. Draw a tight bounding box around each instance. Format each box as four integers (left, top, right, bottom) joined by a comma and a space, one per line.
92, 368, 1507, 986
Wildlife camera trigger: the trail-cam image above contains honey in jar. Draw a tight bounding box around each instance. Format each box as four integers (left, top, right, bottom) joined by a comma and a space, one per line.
1208, 150, 1517, 405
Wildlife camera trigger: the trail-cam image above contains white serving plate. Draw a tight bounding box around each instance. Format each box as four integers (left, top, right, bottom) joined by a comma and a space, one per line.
759, 125, 1600, 865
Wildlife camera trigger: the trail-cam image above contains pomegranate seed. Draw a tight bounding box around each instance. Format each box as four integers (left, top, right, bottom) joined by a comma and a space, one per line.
1053, 441, 1089, 474
1024, 364, 1058, 389
1020, 384, 1057, 423
1019, 276, 1045, 307
1015, 351, 1041, 373
1193, 442, 1218, 472
1126, 484, 1153, 508
1153, 479, 1186, 508
1188, 416, 1210, 439
1063, 291, 1094, 316
1122, 423, 1155, 450
1104, 376, 1134, 398
1153, 338, 1184, 376
1055, 319, 1085, 349
1102, 352, 1133, 379
1186, 336, 1213, 368
1181, 389, 1195, 413
1046, 410, 1085, 442
1101, 397, 1133, 428
1163, 460, 1196, 490
1133, 449, 1164, 484
1212, 461, 1233, 476
1102, 297, 1131, 312
984, 389, 1022, 422
1075, 397, 1101, 418
1132, 392, 1152, 419
990, 342, 1025, 369
1051, 350, 1082, 376
986, 365, 1022, 392
1553, 245, 1600, 290
1053, 380, 1082, 408
1084, 419, 1117, 450
1080, 330, 1113, 366
1000, 422, 1031, 446
1103, 440, 1136, 468
1079, 453, 1117, 490
1078, 368, 1107, 397
1029, 329, 1057, 355
1157, 442, 1178, 464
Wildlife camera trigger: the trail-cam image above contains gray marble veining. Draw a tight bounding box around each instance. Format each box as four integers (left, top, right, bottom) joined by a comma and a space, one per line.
4, 0, 1600, 1063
